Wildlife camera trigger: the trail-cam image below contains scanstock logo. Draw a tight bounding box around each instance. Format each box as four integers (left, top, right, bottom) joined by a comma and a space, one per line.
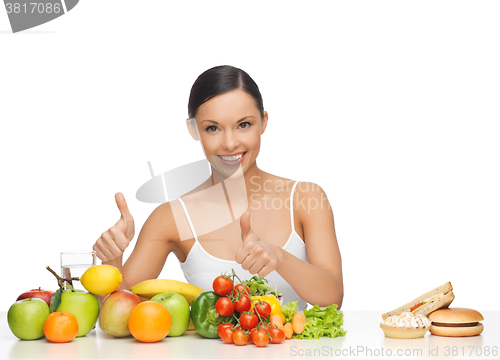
3, 0, 79, 33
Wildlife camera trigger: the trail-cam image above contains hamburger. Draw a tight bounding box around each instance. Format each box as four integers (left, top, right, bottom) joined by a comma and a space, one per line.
428, 308, 484, 337
382, 282, 454, 320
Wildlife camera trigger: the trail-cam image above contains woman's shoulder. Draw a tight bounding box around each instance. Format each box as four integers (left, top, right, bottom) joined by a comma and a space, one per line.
294, 181, 327, 196
292, 181, 332, 217
145, 200, 182, 242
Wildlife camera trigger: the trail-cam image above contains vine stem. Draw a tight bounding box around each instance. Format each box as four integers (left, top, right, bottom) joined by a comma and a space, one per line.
46, 265, 79, 290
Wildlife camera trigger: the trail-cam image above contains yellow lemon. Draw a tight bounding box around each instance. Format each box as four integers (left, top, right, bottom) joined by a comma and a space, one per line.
80, 265, 123, 295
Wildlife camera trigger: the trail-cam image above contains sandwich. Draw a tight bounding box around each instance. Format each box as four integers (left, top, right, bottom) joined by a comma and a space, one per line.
428, 308, 484, 337
382, 282, 454, 320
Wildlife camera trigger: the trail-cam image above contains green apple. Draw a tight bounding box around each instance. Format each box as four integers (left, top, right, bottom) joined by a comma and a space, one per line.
151, 292, 190, 336
8, 298, 51, 340
56, 289, 100, 337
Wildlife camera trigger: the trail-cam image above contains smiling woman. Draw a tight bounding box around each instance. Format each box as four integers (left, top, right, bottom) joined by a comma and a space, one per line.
186, 88, 267, 179
93, 65, 344, 310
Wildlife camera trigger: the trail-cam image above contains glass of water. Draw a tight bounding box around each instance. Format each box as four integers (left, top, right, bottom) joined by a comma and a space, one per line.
60, 250, 97, 288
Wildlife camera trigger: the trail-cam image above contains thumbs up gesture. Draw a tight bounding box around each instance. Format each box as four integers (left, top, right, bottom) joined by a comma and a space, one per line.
235, 210, 280, 278
93, 192, 135, 262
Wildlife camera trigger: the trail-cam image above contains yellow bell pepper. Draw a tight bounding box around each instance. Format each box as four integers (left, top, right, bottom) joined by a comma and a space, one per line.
251, 295, 286, 324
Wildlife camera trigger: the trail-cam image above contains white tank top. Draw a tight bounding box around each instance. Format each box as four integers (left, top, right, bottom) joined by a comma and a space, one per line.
177, 181, 308, 310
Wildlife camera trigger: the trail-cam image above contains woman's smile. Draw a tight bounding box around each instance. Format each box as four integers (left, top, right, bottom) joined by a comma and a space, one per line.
217, 151, 247, 165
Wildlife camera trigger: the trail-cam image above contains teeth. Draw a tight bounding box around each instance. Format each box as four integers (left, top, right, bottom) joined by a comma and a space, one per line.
220, 153, 244, 161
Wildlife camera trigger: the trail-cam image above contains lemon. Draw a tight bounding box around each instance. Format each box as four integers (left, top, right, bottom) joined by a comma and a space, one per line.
80, 265, 123, 295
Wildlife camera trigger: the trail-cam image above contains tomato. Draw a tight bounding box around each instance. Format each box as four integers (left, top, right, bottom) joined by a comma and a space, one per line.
234, 295, 252, 313
254, 301, 272, 318
258, 295, 286, 324
232, 329, 248, 346
215, 297, 234, 317
257, 323, 269, 332
217, 323, 234, 339
268, 326, 285, 344
213, 275, 234, 296
240, 313, 258, 330
219, 327, 234, 344
409, 302, 423, 312
253, 330, 269, 347
248, 328, 258, 344
231, 283, 251, 298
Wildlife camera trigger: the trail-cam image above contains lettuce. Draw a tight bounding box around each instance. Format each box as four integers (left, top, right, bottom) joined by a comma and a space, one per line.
241, 275, 282, 298
293, 304, 347, 339
281, 301, 298, 323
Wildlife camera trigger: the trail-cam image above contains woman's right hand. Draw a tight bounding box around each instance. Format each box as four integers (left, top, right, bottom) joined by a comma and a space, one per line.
93, 192, 135, 262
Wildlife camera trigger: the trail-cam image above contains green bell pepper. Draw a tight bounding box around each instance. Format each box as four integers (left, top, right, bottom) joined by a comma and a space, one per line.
191, 291, 234, 339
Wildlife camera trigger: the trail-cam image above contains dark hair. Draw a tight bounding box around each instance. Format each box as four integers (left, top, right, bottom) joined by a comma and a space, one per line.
188, 65, 264, 119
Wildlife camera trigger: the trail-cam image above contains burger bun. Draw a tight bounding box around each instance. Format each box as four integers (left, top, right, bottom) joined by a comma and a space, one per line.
429, 308, 484, 337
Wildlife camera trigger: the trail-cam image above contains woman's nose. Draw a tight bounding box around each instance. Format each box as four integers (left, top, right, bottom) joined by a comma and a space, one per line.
222, 130, 239, 151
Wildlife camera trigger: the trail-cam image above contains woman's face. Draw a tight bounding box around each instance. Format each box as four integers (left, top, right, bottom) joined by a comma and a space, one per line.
187, 89, 268, 177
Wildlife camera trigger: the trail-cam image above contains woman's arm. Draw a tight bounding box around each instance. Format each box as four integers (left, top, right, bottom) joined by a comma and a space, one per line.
101, 201, 179, 290
235, 182, 343, 308
276, 182, 343, 307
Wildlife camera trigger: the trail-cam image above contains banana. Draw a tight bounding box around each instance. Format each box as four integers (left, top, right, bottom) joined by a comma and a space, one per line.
187, 317, 196, 331
130, 279, 204, 305
137, 295, 151, 302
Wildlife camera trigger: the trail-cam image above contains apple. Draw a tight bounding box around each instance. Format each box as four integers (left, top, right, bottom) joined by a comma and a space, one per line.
99, 290, 142, 337
151, 292, 190, 337
8, 298, 51, 340
56, 289, 100, 337
17, 287, 55, 308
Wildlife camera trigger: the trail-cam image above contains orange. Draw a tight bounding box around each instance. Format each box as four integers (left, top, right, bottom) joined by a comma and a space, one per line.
128, 301, 172, 343
43, 312, 79, 343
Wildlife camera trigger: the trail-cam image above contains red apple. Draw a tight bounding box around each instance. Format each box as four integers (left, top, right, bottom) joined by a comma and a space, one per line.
99, 290, 142, 337
17, 287, 55, 308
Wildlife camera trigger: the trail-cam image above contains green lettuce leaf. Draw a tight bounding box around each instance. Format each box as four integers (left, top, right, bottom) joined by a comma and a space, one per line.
281, 301, 298, 323
294, 304, 347, 339
241, 275, 282, 297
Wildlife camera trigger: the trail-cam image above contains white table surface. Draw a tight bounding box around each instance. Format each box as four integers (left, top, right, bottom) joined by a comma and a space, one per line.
1, 311, 499, 360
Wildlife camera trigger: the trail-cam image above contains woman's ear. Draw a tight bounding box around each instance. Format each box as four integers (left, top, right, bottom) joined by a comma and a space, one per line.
186, 118, 200, 140
260, 111, 269, 135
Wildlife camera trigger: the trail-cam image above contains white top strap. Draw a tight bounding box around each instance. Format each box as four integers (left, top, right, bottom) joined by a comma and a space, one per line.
176, 198, 199, 243
290, 181, 299, 232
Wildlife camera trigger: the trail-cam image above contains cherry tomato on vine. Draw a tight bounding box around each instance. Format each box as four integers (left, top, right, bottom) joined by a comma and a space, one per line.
213, 275, 234, 296
240, 312, 259, 330
215, 297, 234, 317
233, 329, 248, 346
249, 328, 258, 344
254, 301, 272, 318
217, 323, 234, 339
257, 323, 269, 332
231, 283, 251, 297
253, 330, 269, 347
219, 327, 234, 344
268, 326, 285, 344
233, 295, 252, 313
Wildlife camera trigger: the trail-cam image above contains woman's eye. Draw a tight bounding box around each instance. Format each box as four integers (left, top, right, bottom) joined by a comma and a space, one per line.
239, 122, 251, 129
206, 125, 218, 133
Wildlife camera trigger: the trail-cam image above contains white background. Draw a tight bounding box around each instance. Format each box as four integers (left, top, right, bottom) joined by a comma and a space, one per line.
1, 1, 499, 312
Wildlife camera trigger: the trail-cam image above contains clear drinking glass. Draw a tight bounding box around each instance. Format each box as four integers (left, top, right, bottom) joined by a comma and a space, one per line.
60, 250, 97, 288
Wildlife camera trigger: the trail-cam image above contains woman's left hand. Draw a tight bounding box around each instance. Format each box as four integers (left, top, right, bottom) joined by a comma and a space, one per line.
235, 210, 281, 277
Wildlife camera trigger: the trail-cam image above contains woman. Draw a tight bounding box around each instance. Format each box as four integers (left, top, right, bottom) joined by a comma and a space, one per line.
93, 65, 343, 309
